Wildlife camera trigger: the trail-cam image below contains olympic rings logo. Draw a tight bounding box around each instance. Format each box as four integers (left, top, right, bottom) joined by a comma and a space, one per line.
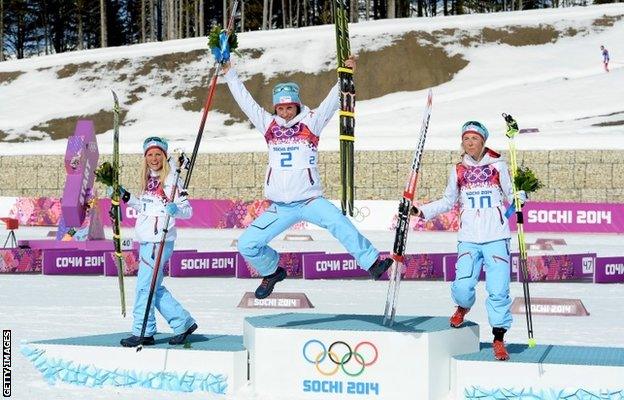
464, 166, 493, 183
271, 122, 301, 138
302, 339, 379, 377
352, 206, 371, 222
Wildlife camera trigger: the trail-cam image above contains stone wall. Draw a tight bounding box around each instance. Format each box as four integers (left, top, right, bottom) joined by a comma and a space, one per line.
1, 150, 623, 203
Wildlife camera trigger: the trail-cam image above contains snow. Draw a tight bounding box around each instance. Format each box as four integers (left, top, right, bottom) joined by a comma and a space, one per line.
2, 226, 623, 399
1, 4, 624, 155
1, 5, 623, 399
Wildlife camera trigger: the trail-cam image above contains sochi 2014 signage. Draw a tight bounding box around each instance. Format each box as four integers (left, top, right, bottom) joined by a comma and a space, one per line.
301, 339, 380, 395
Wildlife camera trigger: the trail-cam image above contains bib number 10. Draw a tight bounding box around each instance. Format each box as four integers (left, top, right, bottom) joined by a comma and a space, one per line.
468, 195, 492, 209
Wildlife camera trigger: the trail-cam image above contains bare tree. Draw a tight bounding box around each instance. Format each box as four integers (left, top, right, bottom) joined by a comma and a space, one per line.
350, 0, 358, 22
185, 0, 190, 37
262, 0, 268, 29
76, 0, 84, 50
141, 0, 146, 42
179, 0, 183, 38
0, 0, 4, 61
194, 0, 198, 34
100, 0, 107, 47
241, 0, 245, 31
150, 0, 155, 41
199, 0, 204, 36
167, 0, 174, 39
281, 0, 286, 27
387, 0, 395, 18
223, 0, 227, 27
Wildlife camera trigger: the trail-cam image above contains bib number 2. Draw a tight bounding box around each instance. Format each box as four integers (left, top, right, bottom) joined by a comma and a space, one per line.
280, 152, 292, 167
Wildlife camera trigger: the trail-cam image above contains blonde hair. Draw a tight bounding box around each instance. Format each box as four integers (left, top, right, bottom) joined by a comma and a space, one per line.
139, 150, 171, 193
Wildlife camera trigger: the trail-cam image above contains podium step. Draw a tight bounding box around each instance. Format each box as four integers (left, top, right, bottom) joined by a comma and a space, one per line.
453, 343, 624, 399
21, 331, 247, 394
244, 312, 480, 400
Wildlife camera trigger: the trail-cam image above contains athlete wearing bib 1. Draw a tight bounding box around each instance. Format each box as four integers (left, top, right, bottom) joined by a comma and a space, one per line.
117, 137, 197, 348
222, 58, 393, 300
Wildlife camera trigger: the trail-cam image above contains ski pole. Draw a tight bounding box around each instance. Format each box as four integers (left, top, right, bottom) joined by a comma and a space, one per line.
503, 112, 536, 348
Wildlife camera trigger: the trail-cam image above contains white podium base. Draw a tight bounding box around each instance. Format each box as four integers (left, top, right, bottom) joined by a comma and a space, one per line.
21, 332, 247, 395
244, 312, 479, 400
453, 343, 624, 399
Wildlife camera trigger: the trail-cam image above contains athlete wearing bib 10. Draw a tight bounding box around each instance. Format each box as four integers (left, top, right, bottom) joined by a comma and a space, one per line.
416, 120, 526, 361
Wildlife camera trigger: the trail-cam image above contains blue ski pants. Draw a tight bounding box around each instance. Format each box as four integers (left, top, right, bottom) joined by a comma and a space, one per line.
132, 241, 196, 336
237, 197, 379, 277
452, 239, 512, 330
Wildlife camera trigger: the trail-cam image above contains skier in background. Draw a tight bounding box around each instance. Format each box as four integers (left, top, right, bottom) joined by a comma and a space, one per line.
220, 58, 393, 300
600, 45, 610, 72
411, 121, 526, 361
117, 137, 197, 347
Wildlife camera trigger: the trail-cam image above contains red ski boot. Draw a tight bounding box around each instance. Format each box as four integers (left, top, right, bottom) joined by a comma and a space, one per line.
449, 306, 470, 328
493, 340, 509, 361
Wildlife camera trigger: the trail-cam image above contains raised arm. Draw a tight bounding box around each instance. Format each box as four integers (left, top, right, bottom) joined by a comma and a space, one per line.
309, 55, 357, 135
222, 65, 273, 133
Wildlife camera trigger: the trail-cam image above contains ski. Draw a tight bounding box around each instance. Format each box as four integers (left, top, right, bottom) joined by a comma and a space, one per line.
333, 0, 355, 216
383, 90, 433, 327
111, 90, 126, 318
136, 0, 239, 352
503, 113, 536, 348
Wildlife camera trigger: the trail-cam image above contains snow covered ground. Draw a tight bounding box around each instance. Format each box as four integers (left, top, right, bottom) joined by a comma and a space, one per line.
1, 226, 623, 399
1, 4, 623, 399
1, 4, 624, 154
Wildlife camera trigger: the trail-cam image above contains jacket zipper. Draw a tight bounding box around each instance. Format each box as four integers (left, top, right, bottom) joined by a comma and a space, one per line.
266, 167, 272, 185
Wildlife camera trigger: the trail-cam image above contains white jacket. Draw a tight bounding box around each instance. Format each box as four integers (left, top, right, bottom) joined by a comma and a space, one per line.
224, 68, 339, 203
419, 149, 514, 244
127, 171, 192, 243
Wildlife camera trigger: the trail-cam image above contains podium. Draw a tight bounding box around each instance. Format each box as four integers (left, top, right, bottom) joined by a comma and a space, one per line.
244, 313, 479, 400
21, 332, 247, 394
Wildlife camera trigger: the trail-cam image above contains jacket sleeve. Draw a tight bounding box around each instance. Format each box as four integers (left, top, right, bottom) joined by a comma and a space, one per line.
223, 68, 273, 134
419, 167, 459, 220
308, 82, 340, 136
126, 193, 142, 212
498, 161, 515, 204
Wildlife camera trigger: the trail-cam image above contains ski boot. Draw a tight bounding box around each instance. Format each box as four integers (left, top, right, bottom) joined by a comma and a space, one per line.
255, 267, 287, 299
368, 258, 393, 280
120, 335, 155, 348
492, 327, 509, 360
169, 323, 198, 345
449, 306, 470, 328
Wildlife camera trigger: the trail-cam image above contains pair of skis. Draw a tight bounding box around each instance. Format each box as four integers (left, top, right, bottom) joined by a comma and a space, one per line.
94, 90, 126, 318
333, 0, 355, 217
383, 90, 432, 327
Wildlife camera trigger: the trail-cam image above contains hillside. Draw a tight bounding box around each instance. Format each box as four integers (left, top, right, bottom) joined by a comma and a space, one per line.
0, 4, 623, 155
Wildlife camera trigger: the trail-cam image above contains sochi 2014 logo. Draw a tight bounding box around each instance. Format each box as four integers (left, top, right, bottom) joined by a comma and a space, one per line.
302, 339, 379, 377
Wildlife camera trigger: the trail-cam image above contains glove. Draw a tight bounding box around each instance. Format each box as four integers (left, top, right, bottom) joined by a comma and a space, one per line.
410, 206, 423, 218
105, 186, 130, 202
165, 203, 179, 216
504, 190, 528, 219
210, 31, 231, 63
517, 190, 527, 204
